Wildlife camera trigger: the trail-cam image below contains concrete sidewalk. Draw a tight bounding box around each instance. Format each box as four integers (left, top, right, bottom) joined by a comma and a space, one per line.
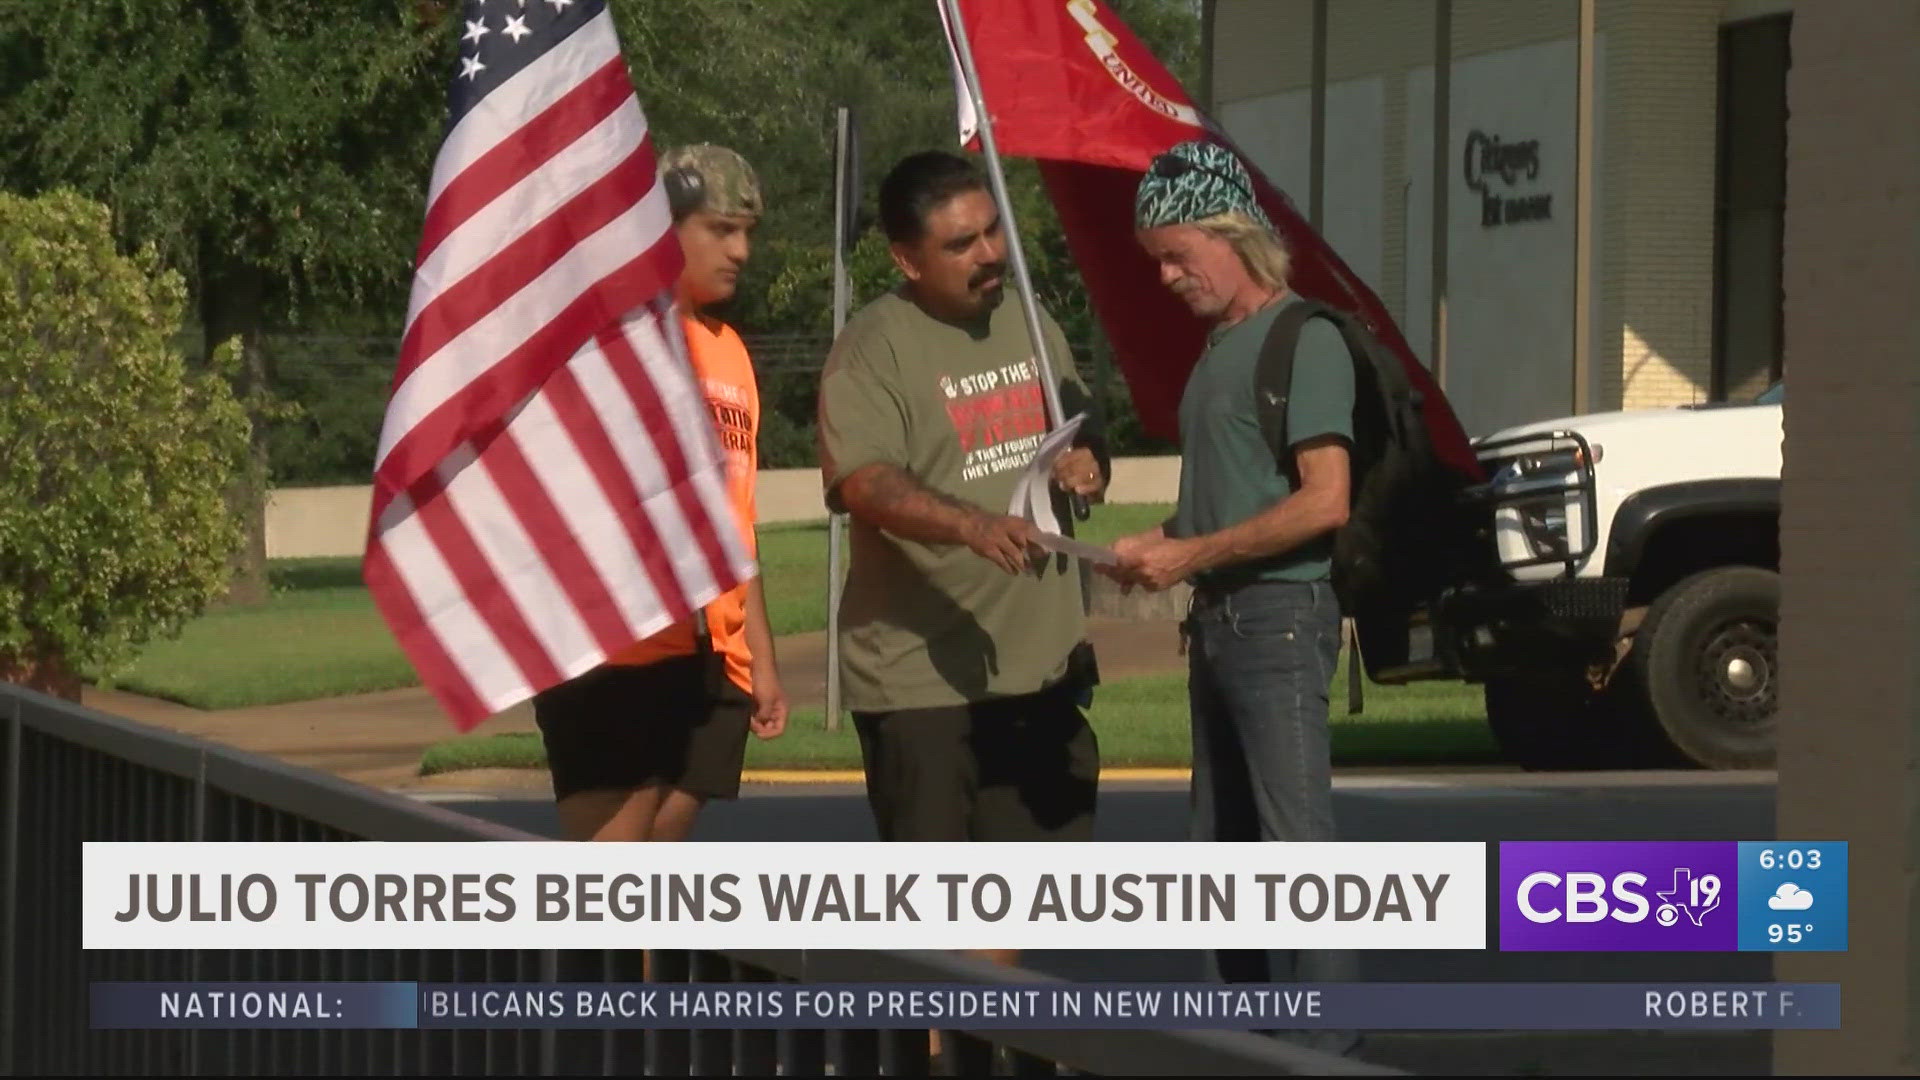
84, 616, 1194, 794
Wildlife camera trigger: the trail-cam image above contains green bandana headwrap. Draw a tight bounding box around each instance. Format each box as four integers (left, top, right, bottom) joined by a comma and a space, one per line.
1134, 140, 1272, 232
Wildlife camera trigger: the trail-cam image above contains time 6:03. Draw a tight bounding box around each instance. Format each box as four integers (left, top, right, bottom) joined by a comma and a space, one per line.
1759, 849, 1823, 871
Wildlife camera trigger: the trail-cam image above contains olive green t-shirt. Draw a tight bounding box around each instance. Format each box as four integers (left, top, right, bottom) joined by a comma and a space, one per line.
1170, 295, 1355, 587
818, 288, 1096, 713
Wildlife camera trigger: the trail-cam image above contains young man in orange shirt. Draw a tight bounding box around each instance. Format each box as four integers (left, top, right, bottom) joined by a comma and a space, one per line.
531, 144, 788, 842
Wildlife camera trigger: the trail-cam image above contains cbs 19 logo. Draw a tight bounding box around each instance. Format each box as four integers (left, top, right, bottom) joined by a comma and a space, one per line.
1515, 870, 1723, 926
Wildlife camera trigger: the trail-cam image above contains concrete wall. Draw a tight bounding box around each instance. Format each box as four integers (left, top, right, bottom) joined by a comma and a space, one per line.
1773, 0, 1920, 1071
1211, 0, 1767, 435
264, 487, 377, 561
1403, 28, 1605, 437
264, 457, 1185, 559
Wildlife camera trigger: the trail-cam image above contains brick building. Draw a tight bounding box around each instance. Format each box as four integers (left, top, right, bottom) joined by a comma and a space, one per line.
1206, 0, 1791, 437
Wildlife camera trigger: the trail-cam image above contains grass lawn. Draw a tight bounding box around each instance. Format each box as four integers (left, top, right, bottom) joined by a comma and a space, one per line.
417, 660, 1496, 775
87, 558, 417, 710
96, 502, 1494, 746
758, 520, 836, 638
761, 502, 1172, 638
92, 504, 1178, 710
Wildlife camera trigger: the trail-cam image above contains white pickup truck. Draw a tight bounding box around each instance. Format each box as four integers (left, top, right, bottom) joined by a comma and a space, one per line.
1426, 382, 1783, 770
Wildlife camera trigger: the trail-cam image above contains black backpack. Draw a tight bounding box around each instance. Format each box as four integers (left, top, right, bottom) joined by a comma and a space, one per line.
1254, 300, 1477, 704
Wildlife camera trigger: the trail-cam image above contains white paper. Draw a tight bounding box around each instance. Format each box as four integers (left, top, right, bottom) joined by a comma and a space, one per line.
1031, 530, 1121, 567
1007, 412, 1118, 566
1006, 412, 1082, 536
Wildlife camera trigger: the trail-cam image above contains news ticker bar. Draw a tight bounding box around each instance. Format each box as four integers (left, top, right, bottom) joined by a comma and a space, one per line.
83, 840, 1849, 952
89, 982, 1840, 1031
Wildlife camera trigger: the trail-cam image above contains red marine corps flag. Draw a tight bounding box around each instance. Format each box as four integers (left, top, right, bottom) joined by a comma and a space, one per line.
365, 0, 753, 730
938, 0, 1480, 480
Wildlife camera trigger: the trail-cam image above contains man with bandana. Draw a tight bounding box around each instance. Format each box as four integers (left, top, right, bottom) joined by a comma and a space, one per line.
529, 144, 788, 844
1110, 140, 1360, 1051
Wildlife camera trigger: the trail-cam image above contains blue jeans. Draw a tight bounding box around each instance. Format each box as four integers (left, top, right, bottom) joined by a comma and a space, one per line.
1185, 578, 1360, 1048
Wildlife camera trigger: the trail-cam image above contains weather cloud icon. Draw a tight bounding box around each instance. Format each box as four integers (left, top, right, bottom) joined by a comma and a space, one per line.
1768, 883, 1814, 911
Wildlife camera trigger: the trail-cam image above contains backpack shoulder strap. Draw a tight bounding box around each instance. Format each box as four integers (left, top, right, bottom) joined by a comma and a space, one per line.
1255, 298, 1338, 472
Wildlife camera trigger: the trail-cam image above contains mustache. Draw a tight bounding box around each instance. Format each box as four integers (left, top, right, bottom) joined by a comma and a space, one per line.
969, 264, 1007, 288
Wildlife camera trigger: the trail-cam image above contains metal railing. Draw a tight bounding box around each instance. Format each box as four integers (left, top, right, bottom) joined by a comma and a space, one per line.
1, 683, 1398, 1076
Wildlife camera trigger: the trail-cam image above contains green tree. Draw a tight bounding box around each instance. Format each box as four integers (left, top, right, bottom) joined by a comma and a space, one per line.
617, 0, 1198, 462
0, 1, 449, 343
0, 0, 1200, 487
0, 190, 251, 698
0, 0, 453, 598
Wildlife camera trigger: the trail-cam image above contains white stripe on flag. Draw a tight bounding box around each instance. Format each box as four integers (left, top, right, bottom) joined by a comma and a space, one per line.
425, 8, 623, 207
372, 3, 754, 730
571, 322, 713, 606
376, 499, 532, 711
406, 100, 647, 331
560, 340, 687, 641
508, 378, 666, 646
623, 313, 755, 596
376, 182, 673, 468
439, 445, 603, 683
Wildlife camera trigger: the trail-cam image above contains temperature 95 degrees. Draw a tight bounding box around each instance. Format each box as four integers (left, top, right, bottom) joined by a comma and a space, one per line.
1769, 923, 1814, 945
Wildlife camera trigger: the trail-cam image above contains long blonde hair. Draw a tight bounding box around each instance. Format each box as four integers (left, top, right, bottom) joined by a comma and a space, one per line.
1191, 211, 1291, 292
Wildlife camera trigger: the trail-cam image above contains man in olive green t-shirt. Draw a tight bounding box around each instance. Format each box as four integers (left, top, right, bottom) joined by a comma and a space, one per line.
1111, 141, 1360, 1055
817, 151, 1110, 852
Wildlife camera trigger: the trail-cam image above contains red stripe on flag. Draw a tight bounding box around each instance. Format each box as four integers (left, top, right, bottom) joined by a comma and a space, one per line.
539, 361, 696, 629
479, 426, 639, 658
363, 535, 492, 728
415, 58, 636, 266
372, 230, 683, 521
396, 139, 659, 393
595, 323, 738, 592
405, 454, 567, 695
369, 10, 756, 734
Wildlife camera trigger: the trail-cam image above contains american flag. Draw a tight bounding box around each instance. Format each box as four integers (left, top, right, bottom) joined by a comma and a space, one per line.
365, 0, 754, 730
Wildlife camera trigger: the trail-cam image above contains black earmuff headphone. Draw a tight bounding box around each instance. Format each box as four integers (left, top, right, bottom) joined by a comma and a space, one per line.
663, 165, 705, 220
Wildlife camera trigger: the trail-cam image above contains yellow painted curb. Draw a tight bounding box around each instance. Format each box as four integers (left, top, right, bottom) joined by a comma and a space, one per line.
740, 767, 1191, 785
738, 770, 864, 784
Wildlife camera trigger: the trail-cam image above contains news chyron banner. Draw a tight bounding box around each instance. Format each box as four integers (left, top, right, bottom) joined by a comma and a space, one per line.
83, 840, 1851, 953
78, 840, 1849, 1034
1498, 841, 1849, 952
83, 842, 1484, 952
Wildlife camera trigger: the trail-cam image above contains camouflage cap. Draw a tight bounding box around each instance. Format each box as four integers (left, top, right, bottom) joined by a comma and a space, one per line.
660, 143, 764, 220
1134, 140, 1272, 232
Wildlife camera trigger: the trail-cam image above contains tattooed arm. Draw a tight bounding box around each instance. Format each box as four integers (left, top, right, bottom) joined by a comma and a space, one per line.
836, 463, 1039, 576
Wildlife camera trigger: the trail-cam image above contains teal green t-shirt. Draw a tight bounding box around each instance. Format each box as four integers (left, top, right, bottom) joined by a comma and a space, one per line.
1169, 296, 1355, 586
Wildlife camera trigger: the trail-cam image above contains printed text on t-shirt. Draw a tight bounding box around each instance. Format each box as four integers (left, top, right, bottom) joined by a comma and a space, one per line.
702, 377, 753, 473
940, 360, 1047, 482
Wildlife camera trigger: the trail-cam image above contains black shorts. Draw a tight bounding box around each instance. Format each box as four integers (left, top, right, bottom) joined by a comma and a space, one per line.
852, 680, 1099, 842
530, 655, 753, 803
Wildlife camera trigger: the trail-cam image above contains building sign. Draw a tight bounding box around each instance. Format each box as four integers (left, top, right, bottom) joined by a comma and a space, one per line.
1464, 130, 1553, 227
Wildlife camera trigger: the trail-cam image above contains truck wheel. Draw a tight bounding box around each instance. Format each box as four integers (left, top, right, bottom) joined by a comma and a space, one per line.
1630, 566, 1778, 770
1484, 674, 1638, 771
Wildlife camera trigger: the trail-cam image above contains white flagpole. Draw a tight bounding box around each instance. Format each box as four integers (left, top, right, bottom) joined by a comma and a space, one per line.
940, 0, 1070, 436
825, 105, 855, 733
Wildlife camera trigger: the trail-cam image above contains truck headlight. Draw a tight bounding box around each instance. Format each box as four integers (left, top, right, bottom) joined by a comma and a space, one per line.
1505, 445, 1594, 480
1478, 437, 1596, 570
1516, 500, 1570, 559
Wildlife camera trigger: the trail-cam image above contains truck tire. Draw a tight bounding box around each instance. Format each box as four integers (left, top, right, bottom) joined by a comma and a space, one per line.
1629, 566, 1778, 770
1484, 674, 1640, 771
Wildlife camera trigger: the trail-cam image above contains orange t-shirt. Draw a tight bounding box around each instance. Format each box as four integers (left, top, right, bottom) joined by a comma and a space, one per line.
607, 313, 758, 693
